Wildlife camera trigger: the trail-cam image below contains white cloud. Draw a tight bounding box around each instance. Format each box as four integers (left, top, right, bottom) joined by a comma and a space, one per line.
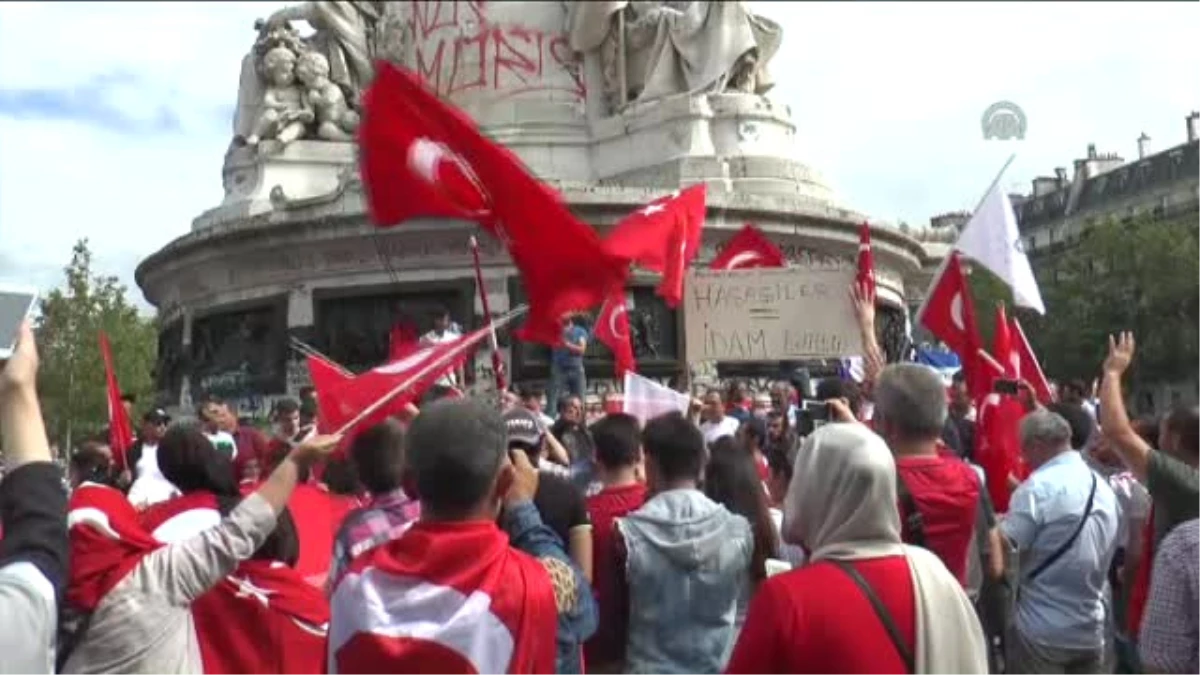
0, 1, 1196, 311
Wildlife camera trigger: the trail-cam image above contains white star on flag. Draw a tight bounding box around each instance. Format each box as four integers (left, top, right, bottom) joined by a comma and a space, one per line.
232, 576, 276, 608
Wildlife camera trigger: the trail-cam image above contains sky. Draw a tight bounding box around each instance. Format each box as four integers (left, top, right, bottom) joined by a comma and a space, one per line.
0, 1, 1197, 312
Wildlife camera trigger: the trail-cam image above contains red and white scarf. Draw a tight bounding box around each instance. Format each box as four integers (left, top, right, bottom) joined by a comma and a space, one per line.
329, 520, 558, 674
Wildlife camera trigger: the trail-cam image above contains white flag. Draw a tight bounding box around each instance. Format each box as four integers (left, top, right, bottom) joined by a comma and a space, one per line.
623, 372, 691, 424
953, 178, 1046, 314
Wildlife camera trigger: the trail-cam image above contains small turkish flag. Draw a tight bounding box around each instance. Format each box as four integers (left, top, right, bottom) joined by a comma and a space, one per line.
99, 331, 134, 471
856, 221, 876, 298
603, 184, 706, 308
360, 62, 628, 346
1009, 315, 1055, 404
992, 303, 1019, 379
709, 223, 785, 270
595, 287, 636, 378
917, 253, 980, 362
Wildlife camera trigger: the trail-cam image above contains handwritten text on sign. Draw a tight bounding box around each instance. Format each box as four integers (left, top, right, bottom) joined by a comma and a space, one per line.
683, 267, 860, 362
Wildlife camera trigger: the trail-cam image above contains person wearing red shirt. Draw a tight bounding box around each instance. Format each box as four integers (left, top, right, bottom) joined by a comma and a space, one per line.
584, 413, 647, 670
726, 423, 988, 674
870, 364, 987, 586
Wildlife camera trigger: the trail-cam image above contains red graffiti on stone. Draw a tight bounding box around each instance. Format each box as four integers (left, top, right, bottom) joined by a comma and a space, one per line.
409, 0, 585, 101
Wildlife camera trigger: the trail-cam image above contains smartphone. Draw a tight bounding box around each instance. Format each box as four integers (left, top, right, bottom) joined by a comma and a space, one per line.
0, 284, 38, 360
801, 399, 830, 421
765, 558, 792, 577
993, 379, 1020, 396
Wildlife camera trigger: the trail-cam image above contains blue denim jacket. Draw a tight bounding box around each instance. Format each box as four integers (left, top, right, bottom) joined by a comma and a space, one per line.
502, 500, 598, 674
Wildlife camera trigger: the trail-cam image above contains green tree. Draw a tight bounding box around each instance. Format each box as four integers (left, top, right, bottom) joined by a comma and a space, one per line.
35, 239, 157, 450
1023, 214, 1200, 387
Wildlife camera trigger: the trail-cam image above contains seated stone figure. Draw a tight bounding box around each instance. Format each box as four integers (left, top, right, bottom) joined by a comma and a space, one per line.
245, 46, 313, 149
296, 51, 360, 142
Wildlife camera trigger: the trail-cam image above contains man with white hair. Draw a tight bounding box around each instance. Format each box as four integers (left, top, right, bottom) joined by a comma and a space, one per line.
1002, 408, 1121, 674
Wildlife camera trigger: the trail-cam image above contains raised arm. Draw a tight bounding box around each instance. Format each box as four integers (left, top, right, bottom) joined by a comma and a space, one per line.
136, 434, 341, 606
1098, 332, 1152, 482
850, 283, 886, 389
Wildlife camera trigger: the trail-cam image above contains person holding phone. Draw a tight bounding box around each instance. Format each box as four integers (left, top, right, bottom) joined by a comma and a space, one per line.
0, 320, 68, 674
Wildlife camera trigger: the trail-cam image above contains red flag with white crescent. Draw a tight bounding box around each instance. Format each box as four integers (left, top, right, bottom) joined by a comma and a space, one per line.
603, 184, 707, 308
359, 62, 627, 346
708, 223, 785, 271
595, 287, 636, 378
1009, 315, 1055, 404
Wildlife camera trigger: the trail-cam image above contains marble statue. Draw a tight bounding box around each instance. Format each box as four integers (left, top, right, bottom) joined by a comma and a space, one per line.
230, 1, 387, 150
296, 51, 360, 141
261, 1, 384, 107
567, 0, 782, 113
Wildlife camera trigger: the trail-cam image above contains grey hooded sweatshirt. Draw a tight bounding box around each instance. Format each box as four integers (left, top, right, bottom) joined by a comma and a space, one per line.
617, 488, 752, 674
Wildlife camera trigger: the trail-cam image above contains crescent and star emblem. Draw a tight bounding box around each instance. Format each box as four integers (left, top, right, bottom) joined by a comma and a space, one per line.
725, 251, 763, 269
607, 299, 629, 340
407, 136, 490, 216
949, 292, 965, 332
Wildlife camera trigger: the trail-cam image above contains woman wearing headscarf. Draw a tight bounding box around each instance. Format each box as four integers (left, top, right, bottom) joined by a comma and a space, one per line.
725, 423, 988, 674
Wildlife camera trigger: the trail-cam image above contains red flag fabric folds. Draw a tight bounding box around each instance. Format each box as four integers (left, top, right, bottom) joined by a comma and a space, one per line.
1009, 316, 1055, 404
603, 184, 706, 307
992, 304, 1018, 379
330, 521, 557, 674
66, 483, 160, 612
856, 221, 877, 298
360, 62, 627, 345
708, 223, 785, 271
595, 288, 636, 378
99, 331, 134, 471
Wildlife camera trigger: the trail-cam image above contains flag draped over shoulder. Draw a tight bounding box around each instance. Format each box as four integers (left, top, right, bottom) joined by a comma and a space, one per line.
329, 521, 558, 674
66, 483, 161, 612
708, 223, 785, 271
359, 62, 627, 345
141, 492, 330, 675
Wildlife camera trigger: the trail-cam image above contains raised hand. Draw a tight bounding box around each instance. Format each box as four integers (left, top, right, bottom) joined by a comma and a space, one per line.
1102, 332, 1136, 376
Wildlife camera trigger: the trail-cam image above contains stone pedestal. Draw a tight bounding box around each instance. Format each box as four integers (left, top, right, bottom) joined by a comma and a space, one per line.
589, 93, 835, 203
208, 141, 356, 227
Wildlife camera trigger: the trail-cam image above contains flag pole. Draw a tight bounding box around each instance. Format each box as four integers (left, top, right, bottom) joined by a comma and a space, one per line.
913, 153, 1017, 325
470, 235, 507, 394
288, 337, 353, 377
334, 306, 527, 435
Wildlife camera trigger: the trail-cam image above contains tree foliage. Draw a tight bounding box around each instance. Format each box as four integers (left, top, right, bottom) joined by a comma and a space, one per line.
1022, 214, 1200, 386
35, 239, 157, 450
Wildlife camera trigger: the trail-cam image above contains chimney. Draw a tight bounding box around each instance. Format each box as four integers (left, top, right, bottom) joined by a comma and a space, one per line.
1188, 112, 1199, 143
1032, 176, 1059, 197
1137, 132, 1151, 159
1087, 143, 1097, 159
1054, 167, 1068, 187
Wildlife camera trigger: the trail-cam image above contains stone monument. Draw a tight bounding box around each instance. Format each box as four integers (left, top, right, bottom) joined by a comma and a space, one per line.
137, 0, 935, 413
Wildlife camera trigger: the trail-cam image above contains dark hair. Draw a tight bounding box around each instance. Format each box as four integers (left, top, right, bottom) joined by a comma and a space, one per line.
322, 457, 363, 496
766, 441, 797, 482
431, 305, 450, 320
197, 395, 225, 421
591, 413, 641, 469
641, 412, 705, 483
157, 424, 240, 511
815, 377, 863, 416
70, 445, 113, 485
252, 507, 300, 567
406, 399, 507, 518
273, 398, 301, 417
120, 393, 136, 405
517, 383, 544, 402
557, 394, 582, 415
1046, 402, 1096, 450
704, 438, 779, 583
298, 386, 316, 399
741, 417, 767, 449
951, 369, 967, 385
1062, 379, 1088, 398
350, 419, 407, 495
1164, 405, 1200, 459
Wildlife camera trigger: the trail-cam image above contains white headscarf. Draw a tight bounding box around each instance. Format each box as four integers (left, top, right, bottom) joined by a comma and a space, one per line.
782, 423, 988, 674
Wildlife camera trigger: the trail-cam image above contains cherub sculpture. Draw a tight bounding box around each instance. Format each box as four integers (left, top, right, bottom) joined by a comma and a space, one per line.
295, 51, 360, 141
244, 45, 314, 149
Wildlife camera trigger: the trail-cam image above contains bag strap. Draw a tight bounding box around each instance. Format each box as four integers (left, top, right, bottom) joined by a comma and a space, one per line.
1027, 473, 1098, 582
896, 474, 926, 548
830, 559, 916, 674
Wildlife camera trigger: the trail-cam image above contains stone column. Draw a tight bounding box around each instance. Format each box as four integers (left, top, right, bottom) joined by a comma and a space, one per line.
285, 285, 316, 394
179, 310, 194, 410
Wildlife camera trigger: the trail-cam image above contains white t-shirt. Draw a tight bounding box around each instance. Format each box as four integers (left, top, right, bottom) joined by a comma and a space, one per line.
769, 507, 807, 567
700, 416, 740, 446
421, 328, 462, 387
127, 443, 180, 509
